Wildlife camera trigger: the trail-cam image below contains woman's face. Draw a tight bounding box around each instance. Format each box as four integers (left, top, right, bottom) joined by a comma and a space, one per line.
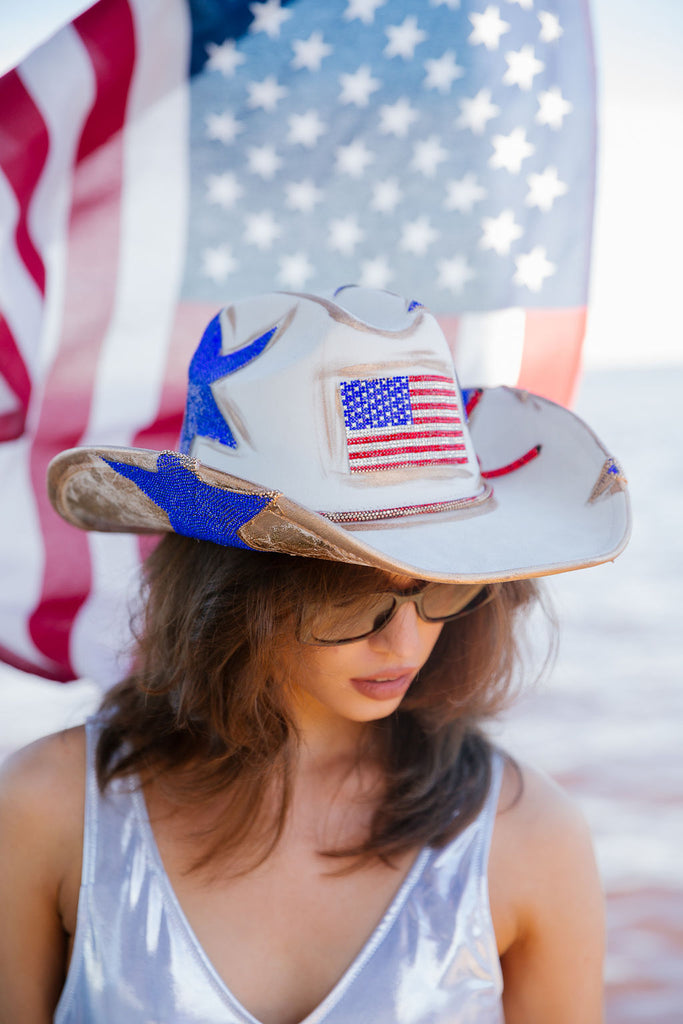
289, 576, 444, 729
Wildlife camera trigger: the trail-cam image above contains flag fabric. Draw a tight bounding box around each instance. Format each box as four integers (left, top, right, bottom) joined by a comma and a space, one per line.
0, 0, 596, 684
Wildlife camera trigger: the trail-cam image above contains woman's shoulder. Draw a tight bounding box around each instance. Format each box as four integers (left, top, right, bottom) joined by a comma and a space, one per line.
0, 728, 88, 1018
0, 725, 87, 863
495, 753, 594, 846
489, 753, 603, 958
0, 722, 87, 790
487, 755, 606, 1021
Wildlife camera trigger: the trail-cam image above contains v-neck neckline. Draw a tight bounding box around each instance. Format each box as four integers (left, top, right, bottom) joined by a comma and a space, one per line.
132, 786, 434, 1024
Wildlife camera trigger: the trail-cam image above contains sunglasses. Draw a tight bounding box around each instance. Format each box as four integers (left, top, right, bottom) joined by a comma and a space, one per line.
300, 582, 493, 646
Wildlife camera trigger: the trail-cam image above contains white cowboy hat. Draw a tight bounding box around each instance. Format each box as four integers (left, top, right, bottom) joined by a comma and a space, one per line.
47, 287, 630, 583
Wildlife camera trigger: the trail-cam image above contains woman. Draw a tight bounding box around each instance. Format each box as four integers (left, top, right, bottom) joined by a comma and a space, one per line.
0, 287, 630, 1023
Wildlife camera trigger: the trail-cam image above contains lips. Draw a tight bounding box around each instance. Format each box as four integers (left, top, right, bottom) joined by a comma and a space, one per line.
350, 669, 417, 701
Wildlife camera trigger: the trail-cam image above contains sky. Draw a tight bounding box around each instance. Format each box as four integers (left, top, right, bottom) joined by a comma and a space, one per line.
1, 0, 682, 369
584, 0, 683, 368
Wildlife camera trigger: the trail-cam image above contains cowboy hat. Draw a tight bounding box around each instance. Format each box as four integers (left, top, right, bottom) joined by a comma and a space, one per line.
47, 287, 630, 583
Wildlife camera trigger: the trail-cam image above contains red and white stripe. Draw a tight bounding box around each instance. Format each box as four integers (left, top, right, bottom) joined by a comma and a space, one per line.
0, 0, 191, 684
438, 308, 587, 408
346, 375, 468, 474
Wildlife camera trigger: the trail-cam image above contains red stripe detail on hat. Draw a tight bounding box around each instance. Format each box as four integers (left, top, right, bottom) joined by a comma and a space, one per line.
349, 443, 466, 459
411, 388, 458, 399
410, 401, 459, 412
481, 445, 541, 479
408, 374, 456, 384
465, 389, 483, 417
413, 415, 461, 425
348, 429, 463, 445
351, 457, 470, 473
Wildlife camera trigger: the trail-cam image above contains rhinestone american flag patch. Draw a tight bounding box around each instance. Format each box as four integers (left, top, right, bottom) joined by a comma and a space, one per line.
339, 375, 467, 474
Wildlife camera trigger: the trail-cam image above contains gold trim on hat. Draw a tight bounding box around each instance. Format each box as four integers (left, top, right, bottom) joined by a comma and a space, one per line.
318, 484, 492, 523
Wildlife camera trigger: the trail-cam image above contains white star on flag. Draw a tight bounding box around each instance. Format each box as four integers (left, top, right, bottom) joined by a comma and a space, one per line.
284, 179, 324, 212
206, 172, 244, 209
344, 0, 387, 24
336, 138, 375, 177
287, 110, 327, 147
205, 111, 243, 144
244, 210, 281, 249
371, 178, 403, 213
469, 6, 511, 50
490, 127, 535, 173
503, 45, 545, 90
205, 40, 246, 76
538, 11, 563, 43
202, 245, 238, 282
246, 144, 282, 179
536, 87, 573, 129
400, 216, 439, 254
437, 255, 476, 293
514, 246, 557, 291
445, 173, 487, 212
291, 31, 333, 71
378, 98, 419, 137
248, 0, 292, 38
526, 166, 568, 211
456, 88, 501, 134
384, 16, 427, 60
277, 252, 314, 287
339, 65, 381, 106
411, 135, 448, 176
360, 256, 393, 288
480, 209, 523, 254
247, 75, 288, 111
423, 51, 464, 93
329, 215, 364, 254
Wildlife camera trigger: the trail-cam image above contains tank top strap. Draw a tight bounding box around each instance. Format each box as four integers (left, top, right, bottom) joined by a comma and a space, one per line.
479, 748, 505, 860
459, 746, 504, 914
55, 717, 106, 1021
81, 717, 103, 888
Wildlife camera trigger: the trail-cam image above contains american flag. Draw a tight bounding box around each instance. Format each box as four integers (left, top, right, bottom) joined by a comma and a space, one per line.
340, 374, 467, 473
0, 0, 595, 683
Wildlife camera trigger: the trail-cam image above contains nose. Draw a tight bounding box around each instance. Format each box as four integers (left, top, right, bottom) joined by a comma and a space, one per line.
368, 599, 424, 658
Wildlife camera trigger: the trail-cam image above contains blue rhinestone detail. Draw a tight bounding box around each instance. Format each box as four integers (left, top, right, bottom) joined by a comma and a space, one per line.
340, 376, 413, 431
407, 300, 423, 312
179, 314, 277, 452
103, 452, 271, 548
461, 388, 476, 404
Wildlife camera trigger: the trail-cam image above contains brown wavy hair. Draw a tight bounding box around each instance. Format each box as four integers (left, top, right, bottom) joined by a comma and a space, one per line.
97, 534, 550, 873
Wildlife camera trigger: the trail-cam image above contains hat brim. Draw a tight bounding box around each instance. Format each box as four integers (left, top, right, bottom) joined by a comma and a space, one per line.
47, 387, 631, 583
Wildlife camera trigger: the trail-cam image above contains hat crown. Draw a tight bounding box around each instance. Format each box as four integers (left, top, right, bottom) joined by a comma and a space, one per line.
180, 288, 485, 516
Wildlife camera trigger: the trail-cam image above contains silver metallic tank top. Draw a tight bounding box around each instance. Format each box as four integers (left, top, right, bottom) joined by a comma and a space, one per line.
55, 718, 504, 1024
